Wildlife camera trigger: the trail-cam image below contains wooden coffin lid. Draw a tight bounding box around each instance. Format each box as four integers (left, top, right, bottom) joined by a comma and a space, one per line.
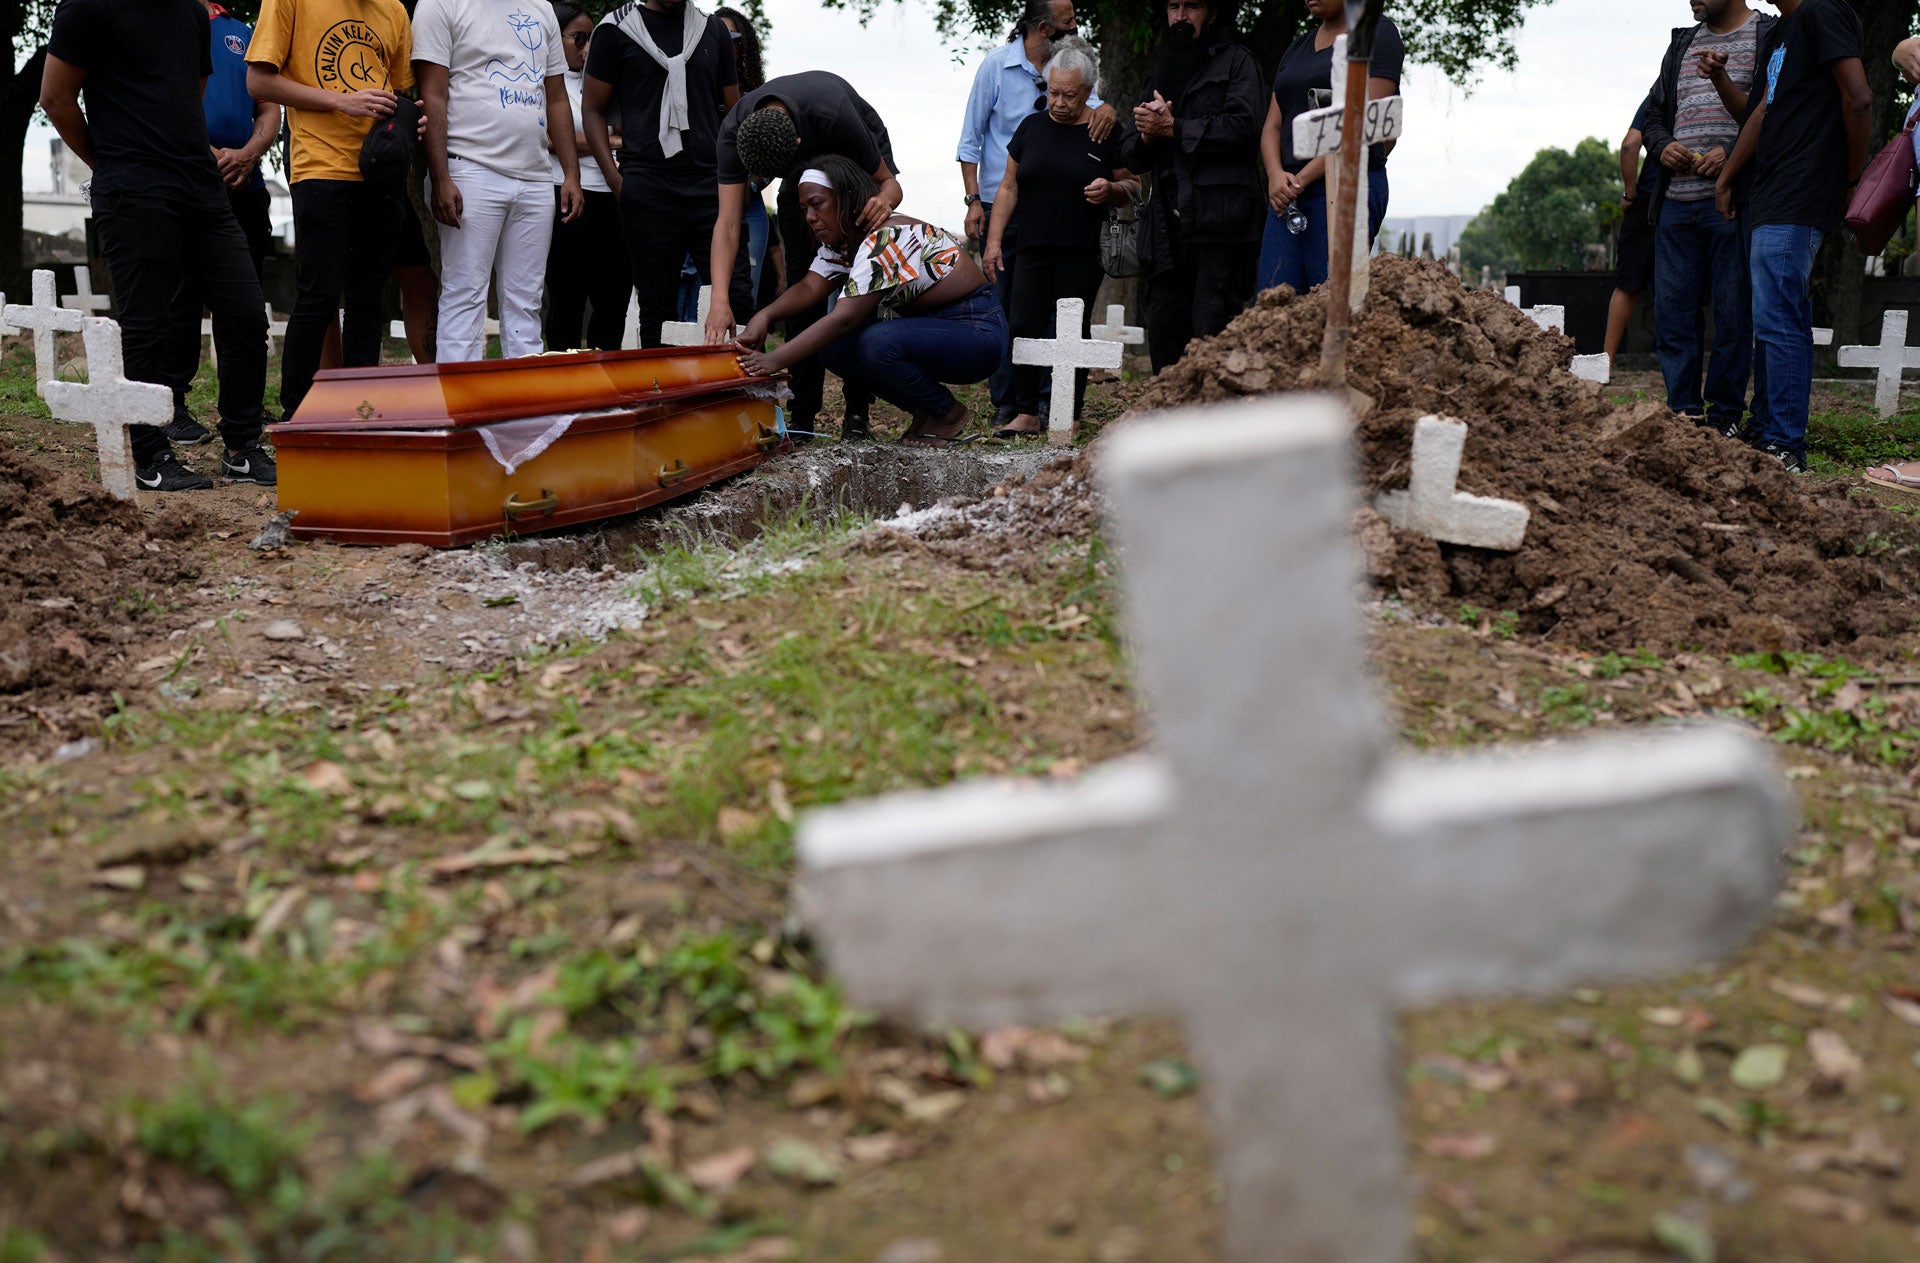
274, 346, 782, 431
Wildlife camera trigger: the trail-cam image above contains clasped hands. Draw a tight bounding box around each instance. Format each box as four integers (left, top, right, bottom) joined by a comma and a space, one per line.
1132, 92, 1175, 142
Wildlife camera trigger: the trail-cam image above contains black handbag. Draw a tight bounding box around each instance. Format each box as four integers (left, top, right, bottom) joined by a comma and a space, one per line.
1100, 184, 1147, 279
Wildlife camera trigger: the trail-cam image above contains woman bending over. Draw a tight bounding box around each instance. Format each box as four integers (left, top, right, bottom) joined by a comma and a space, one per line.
734, 155, 1007, 446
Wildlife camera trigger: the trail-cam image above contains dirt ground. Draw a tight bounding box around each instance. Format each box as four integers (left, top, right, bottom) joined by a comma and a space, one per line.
4, 318, 1920, 1263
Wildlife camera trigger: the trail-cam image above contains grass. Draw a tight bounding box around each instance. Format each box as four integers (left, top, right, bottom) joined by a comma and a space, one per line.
1804, 403, 1920, 474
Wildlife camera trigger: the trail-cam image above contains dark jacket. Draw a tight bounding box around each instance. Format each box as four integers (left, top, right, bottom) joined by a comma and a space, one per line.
1640, 12, 1776, 223
1120, 37, 1266, 271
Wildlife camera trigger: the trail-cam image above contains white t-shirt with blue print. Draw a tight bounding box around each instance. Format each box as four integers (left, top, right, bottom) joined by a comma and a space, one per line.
414, 0, 568, 182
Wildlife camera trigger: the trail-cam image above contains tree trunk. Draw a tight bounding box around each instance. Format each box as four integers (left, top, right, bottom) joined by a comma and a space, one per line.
0, 43, 46, 299
1815, 0, 1910, 347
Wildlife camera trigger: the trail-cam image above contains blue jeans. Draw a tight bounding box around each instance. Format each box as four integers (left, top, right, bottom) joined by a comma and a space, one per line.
1256, 168, 1389, 293
983, 202, 1017, 410
818, 286, 1008, 418
744, 194, 770, 298
1653, 198, 1751, 425
1749, 224, 1823, 456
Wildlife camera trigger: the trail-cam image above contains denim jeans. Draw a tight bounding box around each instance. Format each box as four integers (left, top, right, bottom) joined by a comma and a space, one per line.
983, 202, 1017, 410
817, 286, 1008, 418
1257, 168, 1389, 293
94, 191, 268, 463
1653, 197, 1751, 425
744, 194, 770, 298
1749, 223, 1823, 456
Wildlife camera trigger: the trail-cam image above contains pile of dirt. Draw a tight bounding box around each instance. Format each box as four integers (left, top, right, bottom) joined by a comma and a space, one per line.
1136, 256, 1920, 654
0, 445, 207, 723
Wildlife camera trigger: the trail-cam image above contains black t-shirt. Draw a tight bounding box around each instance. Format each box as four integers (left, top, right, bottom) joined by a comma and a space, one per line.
716, 70, 892, 185
1748, 0, 1863, 231
47, 0, 224, 207
1270, 17, 1404, 172
1006, 112, 1126, 251
585, 5, 736, 192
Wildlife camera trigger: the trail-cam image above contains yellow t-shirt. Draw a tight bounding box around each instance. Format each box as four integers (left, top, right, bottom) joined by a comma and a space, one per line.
248, 0, 415, 183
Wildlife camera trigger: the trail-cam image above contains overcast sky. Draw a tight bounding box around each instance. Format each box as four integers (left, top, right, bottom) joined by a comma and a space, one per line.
22, 0, 1780, 222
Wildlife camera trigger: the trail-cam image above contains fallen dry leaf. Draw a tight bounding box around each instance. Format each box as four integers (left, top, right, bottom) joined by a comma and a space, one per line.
901, 1090, 968, 1125
1806, 1029, 1863, 1094
427, 845, 570, 877
1422, 1131, 1497, 1161
355, 1057, 431, 1104
843, 1132, 916, 1165
980, 1027, 1089, 1072
89, 865, 146, 891
300, 760, 353, 796
1780, 1185, 1869, 1224
1768, 978, 1856, 1013
686, 1145, 758, 1195
1885, 995, 1920, 1028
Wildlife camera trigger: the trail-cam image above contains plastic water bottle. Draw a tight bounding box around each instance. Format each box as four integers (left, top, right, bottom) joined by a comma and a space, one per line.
1284, 205, 1309, 236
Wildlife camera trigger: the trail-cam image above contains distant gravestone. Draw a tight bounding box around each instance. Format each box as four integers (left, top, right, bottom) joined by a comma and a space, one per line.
1837, 309, 1920, 418
797, 393, 1789, 1263
1374, 414, 1530, 550
1089, 303, 1144, 346
1010, 297, 1122, 447
41, 317, 172, 499
61, 264, 111, 315
4, 270, 83, 385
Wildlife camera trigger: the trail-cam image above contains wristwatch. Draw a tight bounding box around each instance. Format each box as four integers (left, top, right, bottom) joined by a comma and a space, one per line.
963, 193, 981, 208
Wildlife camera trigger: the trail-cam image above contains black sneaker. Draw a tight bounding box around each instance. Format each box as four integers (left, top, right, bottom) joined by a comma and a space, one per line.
164, 408, 213, 446
134, 453, 214, 492
1700, 415, 1746, 442
842, 412, 871, 441
221, 443, 277, 485
1759, 441, 1807, 474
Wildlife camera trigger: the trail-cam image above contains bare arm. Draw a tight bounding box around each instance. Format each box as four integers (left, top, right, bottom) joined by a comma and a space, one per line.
751, 288, 882, 371
961, 159, 982, 241
1259, 94, 1284, 184
1714, 96, 1765, 220
247, 61, 395, 117
1834, 57, 1872, 185
705, 181, 749, 341
416, 62, 459, 228
1620, 126, 1642, 203
39, 54, 91, 168
738, 270, 833, 345
216, 94, 284, 187
865, 158, 904, 230
983, 162, 1017, 280
546, 73, 582, 221
581, 74, 622, 195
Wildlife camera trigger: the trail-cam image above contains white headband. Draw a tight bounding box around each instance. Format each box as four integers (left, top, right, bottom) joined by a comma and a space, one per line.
798, 168, 831, 188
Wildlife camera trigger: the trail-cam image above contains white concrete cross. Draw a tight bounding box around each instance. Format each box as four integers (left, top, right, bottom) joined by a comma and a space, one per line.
4, 269, 83, 385
1291, 34, 1403, 312
1814, 327, 1834, 347
1011, 296, 1122, 447
661, 286, 737, 347
41, 317, 172, 500
1089, 303, 1144, 346
1837, 309, 1920, 418
61, 264, 111, 315
797, 394, 1789, 1263
204, 301, 287, 371
1375, 414, 1531, 550
623, 292, 641, 350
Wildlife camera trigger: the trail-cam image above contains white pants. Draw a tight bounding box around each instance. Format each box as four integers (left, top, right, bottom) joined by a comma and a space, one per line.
435, 157, 553, 363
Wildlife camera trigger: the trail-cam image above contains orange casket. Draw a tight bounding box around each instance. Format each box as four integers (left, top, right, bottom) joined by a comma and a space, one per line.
269, 347, 787, 547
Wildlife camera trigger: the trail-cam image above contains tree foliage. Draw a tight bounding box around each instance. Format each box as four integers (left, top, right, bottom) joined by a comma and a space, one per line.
1458, 137, 1620, 275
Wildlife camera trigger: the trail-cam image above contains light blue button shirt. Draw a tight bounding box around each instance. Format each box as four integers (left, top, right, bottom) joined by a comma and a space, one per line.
956, 39, 1101, 204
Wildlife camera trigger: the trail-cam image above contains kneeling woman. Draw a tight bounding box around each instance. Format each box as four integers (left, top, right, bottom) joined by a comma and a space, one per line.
734, 156, 1005, 445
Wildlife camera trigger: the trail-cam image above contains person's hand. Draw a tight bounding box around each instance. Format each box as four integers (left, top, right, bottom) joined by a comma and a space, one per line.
336, 88, 399, 118
1696, 47, 1729, 80
1084, 177, 1117, 206
1087, 101, 1118, 142
608, 170, 623, 200
1621, 192, 1636, 210
1268, 170, 1302, 214
1715, 175, 1736, 222
738, 314, 770, 349
416, 109, 429, 143
559, 177, 584, 223
1693, 146, 1727, 179
735, 344, 782, 376
1659, 142, 1694, 171
964, 199, 985, 243
983, 238, 1004, 281
858, 194, 891, 232
704, 297, 736, 346
431, 175, 462, 229
1132, 93, 1174, 141
214, 147, 255, 187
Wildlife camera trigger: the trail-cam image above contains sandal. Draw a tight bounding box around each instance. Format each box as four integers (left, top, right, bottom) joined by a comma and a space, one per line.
1863, 463, 1920, 495
991, 416, 1045, 440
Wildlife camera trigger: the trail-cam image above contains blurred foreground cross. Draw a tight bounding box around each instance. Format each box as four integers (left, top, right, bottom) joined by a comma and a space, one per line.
797, 394, 1791, 1263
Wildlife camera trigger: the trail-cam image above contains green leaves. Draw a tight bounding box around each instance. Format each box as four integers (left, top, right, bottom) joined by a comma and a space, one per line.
1460, 136, 1624, 275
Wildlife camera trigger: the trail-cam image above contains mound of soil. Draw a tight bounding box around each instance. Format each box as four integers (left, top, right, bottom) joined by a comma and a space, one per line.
0, 445, 206, 721
1136, 257, 1920, 653
864, 448, 1098, 578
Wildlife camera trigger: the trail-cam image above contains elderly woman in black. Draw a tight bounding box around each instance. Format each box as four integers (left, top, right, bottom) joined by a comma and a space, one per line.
983, 39, 1138, 439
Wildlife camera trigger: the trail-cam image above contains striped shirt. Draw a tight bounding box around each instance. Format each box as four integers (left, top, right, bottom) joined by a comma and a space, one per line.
1670, 17, 1759, 202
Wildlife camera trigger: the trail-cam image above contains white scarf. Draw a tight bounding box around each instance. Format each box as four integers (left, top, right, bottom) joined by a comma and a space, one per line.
608, 1, 708, 160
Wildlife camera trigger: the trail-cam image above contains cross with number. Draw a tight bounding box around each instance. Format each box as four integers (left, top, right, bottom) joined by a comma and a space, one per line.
798, 393, 1788, 1263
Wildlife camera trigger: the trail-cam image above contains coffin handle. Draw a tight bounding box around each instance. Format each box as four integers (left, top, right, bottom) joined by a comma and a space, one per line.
754, 423, 783, 452
504, 489, 559, 520
658, 459, 691, 487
